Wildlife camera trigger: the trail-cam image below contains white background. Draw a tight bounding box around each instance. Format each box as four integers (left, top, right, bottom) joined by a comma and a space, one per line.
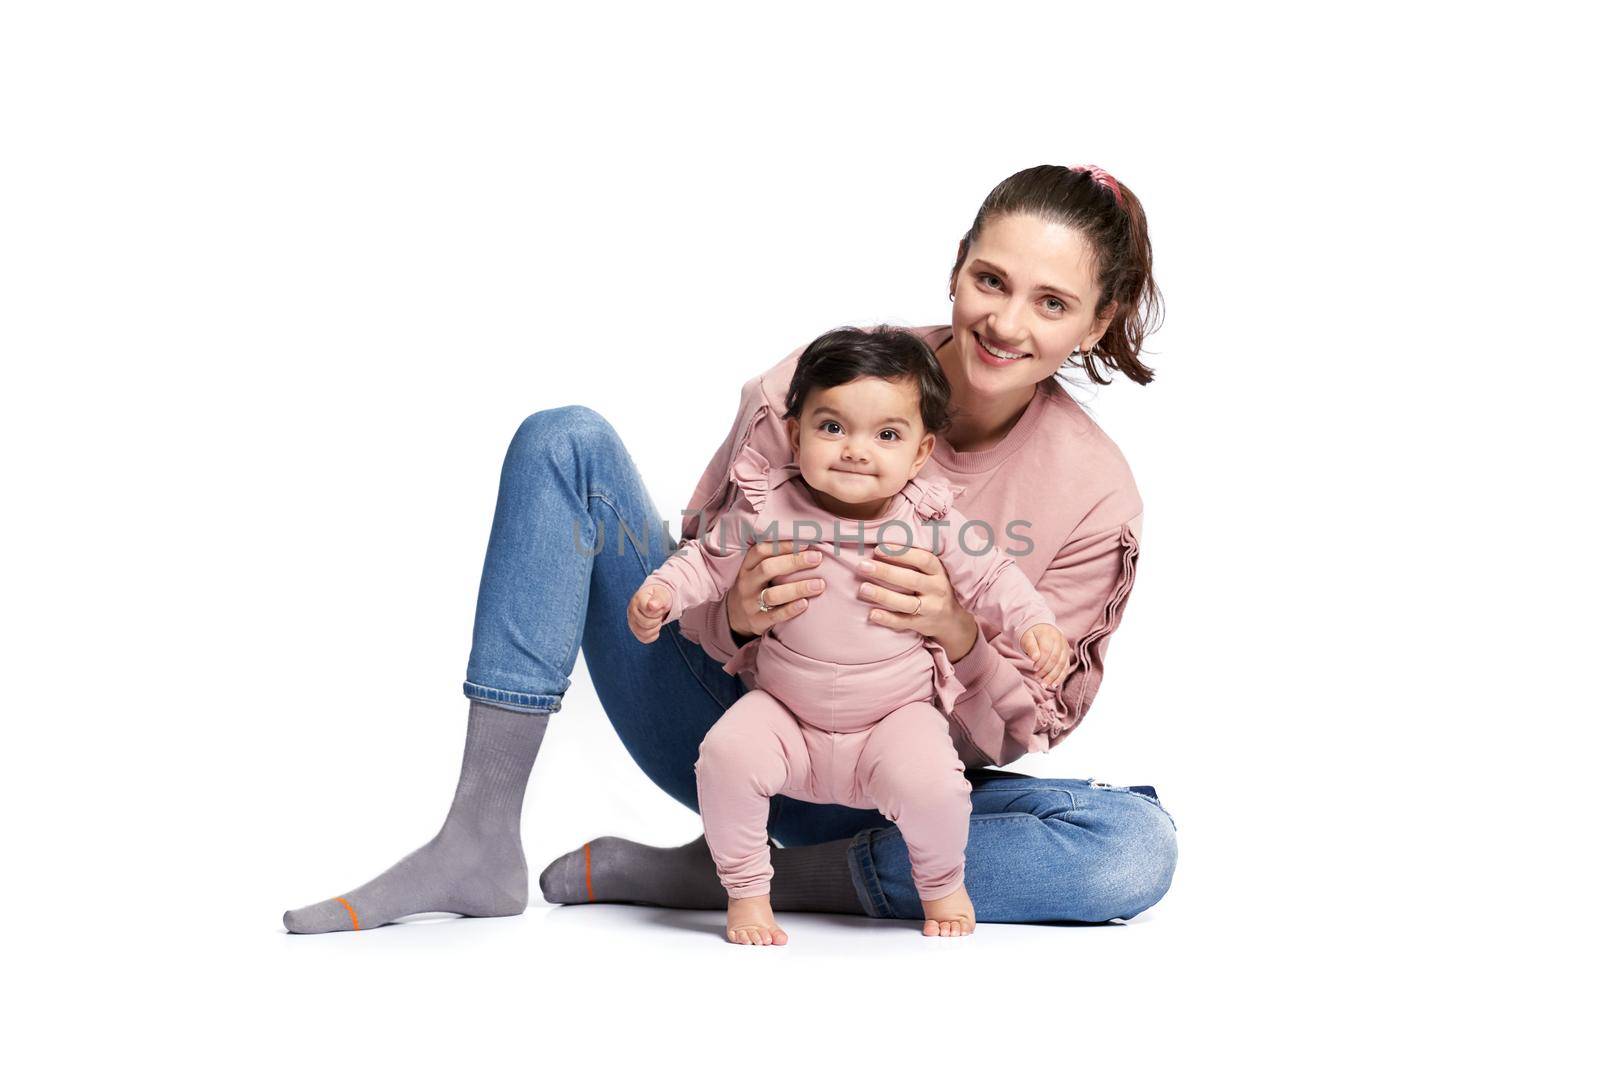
3, 1, 1593, 1062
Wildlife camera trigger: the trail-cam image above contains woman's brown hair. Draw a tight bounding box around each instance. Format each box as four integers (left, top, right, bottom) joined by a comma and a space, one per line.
949, 164, 1164, 386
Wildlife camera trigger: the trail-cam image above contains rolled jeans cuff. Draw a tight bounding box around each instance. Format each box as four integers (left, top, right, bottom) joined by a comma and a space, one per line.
461, 680, 562, 713
846, 828, 895, 919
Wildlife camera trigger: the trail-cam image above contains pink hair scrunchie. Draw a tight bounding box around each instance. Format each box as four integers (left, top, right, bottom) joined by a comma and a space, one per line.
1071, 164, 1126, 209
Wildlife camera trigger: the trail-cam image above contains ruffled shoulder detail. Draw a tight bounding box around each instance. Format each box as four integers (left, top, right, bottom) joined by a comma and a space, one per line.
901, 472, 966, 522
727, 441, 773, 514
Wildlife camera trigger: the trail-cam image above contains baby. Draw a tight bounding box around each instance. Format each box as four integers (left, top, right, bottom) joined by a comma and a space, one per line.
628, 326, 1067, 945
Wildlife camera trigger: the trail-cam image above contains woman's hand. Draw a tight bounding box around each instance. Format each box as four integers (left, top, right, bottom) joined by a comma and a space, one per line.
856, 545, 980, 662
628, 582, 674, 644
726, 540, 827, 640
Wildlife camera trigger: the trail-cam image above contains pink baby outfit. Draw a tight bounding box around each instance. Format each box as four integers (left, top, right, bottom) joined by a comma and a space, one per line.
647, 445, 1056, 901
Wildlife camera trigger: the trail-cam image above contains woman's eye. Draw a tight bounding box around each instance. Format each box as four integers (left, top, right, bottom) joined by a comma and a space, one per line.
978, 273, 1001, 289
1043, 297, 1065, 314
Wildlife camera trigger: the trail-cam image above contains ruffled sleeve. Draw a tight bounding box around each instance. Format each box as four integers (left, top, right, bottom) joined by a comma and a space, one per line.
710, 442, 788, 686
902, 472, 966, 522
946, 515, 1142, 767
675, 342, 808, 665
727, 440, 773, 516
644, 442, 773, 629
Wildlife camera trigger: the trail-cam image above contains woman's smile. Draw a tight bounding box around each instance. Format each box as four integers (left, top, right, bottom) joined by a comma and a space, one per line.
974, 331, 1032, 364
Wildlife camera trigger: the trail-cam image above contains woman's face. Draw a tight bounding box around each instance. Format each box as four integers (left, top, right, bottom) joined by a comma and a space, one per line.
946, 212, 1118, 395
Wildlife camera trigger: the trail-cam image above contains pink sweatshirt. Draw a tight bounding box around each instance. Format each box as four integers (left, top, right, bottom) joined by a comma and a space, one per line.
647, 446, 1058, 727
677, 324, 1144, 769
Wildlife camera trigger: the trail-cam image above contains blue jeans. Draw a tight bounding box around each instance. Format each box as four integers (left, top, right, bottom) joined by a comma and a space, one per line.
463, 406, 1178, 922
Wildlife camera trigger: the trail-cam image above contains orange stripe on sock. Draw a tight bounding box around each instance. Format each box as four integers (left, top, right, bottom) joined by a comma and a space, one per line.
583, 842, 594, 902
335, 896, 361, 931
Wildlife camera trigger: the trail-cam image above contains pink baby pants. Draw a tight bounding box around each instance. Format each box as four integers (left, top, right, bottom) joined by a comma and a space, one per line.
694, 637, 972, 903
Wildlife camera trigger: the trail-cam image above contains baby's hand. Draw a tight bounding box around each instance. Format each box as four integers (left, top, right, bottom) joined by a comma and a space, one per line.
628, 582, 674, 643
1021, 623, 1068, 689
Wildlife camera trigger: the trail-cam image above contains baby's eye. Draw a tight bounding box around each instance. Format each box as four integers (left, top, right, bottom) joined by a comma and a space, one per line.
821, 420, 842, 434
878, 429, 900, 442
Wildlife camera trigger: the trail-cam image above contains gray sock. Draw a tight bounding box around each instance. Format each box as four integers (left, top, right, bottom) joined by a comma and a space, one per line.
283, 700, 549, 934
772, 838, 866, 915
538, 833, 864, 915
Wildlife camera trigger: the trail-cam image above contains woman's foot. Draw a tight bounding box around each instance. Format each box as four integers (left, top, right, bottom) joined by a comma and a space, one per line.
726, 894, 788, 946
282, 826, 529, 933
920, 885, 976, 937
538, 835, 726, 909
282, 702, 548, 934
540, 833, 867, 915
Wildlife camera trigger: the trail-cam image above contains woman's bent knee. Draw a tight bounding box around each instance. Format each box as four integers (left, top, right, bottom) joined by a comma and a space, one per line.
1012, 789, 1177, 922
1096, 795, 1178, 920
508, 405, 623, 466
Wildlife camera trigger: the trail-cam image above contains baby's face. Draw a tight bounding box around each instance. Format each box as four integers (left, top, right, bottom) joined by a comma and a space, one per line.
786, 375, 936, 519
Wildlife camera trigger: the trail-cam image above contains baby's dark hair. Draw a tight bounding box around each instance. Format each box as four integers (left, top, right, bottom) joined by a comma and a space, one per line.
782, 326, 953, 436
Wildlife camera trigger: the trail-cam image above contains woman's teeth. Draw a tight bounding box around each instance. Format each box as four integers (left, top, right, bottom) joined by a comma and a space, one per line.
977, 335, 1029, 361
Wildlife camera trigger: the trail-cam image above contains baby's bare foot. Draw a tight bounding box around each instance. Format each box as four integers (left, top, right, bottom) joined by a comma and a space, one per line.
921, 885, 976, 937
726, 894, 788, 946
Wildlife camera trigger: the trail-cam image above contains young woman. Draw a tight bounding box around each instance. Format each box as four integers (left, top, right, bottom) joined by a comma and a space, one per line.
283, 164, 1178, 935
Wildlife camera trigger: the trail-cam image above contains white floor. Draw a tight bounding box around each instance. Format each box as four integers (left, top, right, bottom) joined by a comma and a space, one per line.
236, 875, 1564, 1064
13, 658, 1575, 1063
108, 672, 1564, 1064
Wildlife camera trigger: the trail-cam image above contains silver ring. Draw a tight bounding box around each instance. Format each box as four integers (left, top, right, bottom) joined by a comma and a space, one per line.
757, 588, 773, 613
